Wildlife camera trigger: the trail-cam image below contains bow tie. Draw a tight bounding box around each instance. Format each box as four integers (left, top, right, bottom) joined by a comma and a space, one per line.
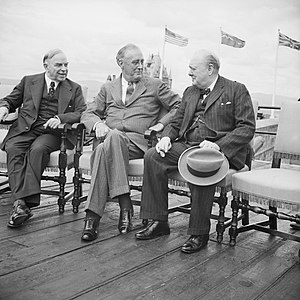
200, 88, 210, 96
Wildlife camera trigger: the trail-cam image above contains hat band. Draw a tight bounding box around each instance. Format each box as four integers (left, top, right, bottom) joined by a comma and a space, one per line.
187, 165, 219, 178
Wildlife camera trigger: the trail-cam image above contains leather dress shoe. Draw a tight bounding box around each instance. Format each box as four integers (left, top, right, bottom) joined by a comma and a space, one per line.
7, 199, 33, 228
181, 234, 209, 254
118, 208, 133, 234
135, 220, 170, 240
81, 218, 99, 242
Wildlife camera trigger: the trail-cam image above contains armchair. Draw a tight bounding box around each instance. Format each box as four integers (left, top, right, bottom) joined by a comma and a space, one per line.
229, 101, 300, 248
0, 84, 88, 213
71, 100, 257, 243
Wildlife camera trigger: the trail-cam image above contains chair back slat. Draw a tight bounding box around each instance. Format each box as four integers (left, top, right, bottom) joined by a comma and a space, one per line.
274, 102, 300, 157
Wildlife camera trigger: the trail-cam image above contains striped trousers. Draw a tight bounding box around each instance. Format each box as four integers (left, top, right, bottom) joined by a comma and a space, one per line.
140, 141, 217, 235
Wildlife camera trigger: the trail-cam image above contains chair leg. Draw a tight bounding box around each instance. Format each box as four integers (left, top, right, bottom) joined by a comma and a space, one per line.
269, 206, 277, 230
57, 147, 68, 214
216, 190, 228, 243
242, 198, 249, 226
229, 195, 239, 246
72, 169, 82, 213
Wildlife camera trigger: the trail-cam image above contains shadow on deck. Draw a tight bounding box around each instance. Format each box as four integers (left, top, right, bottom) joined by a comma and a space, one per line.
0, 161, 300, 300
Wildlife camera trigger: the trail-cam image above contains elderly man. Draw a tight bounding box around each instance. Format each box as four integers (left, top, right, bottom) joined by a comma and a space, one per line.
80, 43, 180, 241
136, 49, 256, 254
0, 49, 86, 228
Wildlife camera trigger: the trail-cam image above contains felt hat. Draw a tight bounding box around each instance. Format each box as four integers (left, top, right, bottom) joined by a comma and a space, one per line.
178, 146, 229, 186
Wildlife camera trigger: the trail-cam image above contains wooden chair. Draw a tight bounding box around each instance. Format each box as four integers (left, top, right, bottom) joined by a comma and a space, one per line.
0, 85, 88, 213
71, 101, 258, 243
229, 101, 300, 247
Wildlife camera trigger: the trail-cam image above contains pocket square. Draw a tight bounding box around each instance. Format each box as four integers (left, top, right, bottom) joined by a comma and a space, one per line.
225, 101, 231, 105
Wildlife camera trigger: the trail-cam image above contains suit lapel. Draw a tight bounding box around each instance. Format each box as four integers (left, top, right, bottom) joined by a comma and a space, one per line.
204, 76, 224, 111
30, 74, 45, 111
58, 80, 72, 113
180, 87, 201, 135
110, 76, 123, 106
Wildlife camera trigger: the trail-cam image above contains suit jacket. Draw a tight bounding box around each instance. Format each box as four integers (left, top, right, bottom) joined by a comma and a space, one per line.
81, 75, 181, 152
162, 76, 256, 170
0, 73, 87, 149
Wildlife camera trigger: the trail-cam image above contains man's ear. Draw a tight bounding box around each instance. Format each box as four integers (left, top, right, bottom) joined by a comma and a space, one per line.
208, 63, 214, 75
117, 59, 123, 68
43, 63, 48, 70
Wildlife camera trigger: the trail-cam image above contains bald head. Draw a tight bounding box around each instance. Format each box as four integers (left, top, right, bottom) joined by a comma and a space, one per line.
188, 49, 220, 89
191, 49, 220, 72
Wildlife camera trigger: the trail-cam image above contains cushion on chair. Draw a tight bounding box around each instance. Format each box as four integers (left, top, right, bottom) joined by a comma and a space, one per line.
46, 149, 75, 169
78, 150, 93, 175
232, 168, 300, 211
128, 159, 144, 177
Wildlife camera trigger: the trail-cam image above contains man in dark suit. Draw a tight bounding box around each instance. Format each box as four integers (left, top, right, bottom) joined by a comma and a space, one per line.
136, 49, 256, 253
0, 49, 86, 228
80, 43, 180, 241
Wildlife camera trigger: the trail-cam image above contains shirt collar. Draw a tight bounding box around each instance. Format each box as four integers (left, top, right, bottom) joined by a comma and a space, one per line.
121, 74, 135, 89
45, 73, 59, 89
207, 75, 218, 92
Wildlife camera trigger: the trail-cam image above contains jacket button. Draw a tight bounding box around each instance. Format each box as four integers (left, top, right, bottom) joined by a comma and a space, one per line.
25, 126, 29, 130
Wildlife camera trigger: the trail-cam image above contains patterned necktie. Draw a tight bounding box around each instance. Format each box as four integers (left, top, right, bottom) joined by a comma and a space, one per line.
125, 82, 134, 103
48, 81, 55, 97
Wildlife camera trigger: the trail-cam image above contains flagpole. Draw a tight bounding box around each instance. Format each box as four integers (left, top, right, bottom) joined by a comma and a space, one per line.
271, 29, 280, 119
219, 27, 222, 58
160, 26, 167, 80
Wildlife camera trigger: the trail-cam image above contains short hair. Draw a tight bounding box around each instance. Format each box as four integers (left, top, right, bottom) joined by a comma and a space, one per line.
116, 43, 140, 62
43, 49, 64, 63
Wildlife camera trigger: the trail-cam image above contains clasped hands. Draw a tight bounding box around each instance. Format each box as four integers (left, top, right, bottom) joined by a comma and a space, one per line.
0, 107, 61, 129
156, 137, 220, 157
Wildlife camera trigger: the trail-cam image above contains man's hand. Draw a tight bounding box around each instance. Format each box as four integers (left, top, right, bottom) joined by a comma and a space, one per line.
94, 122, 110, 139
149, 122, 164, 132
199, 140, 220, 151
43, 117, 61, 129
0, 107, 9, 122
155, 136, 171, 157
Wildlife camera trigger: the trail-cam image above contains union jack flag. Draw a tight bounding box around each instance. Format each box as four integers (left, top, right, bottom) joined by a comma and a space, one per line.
279, 32, 300, 51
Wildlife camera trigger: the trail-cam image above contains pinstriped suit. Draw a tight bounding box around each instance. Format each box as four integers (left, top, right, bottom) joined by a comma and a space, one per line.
81, 75, 181, 216
140, 75, 256, 235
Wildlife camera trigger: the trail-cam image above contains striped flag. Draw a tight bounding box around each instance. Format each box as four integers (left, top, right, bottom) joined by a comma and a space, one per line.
165, 28, 188, 47
221, 30, 245, 48
279, 32, 300, 51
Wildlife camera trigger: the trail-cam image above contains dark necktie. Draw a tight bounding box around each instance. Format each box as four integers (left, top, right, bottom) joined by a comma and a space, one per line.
48, 81, 55, 97
125, 82, 134, 103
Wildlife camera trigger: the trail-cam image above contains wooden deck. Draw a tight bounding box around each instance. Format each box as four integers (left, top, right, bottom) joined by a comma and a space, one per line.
0, 162, 300, 300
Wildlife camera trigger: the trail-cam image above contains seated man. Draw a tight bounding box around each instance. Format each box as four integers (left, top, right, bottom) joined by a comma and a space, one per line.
136, 49, 256, 254
80, 43, 181, 242
0, 49, 86, 228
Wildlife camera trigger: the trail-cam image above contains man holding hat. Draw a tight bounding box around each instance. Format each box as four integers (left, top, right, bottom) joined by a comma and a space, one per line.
136, 49, 256, 253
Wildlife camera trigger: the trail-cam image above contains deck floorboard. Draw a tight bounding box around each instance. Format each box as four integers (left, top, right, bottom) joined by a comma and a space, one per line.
0, 166, 299, 300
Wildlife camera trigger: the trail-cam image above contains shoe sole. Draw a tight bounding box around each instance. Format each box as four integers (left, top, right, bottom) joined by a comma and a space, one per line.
181, 243, 208, 254
7, 212, 33, 228
135, 230, 170, 240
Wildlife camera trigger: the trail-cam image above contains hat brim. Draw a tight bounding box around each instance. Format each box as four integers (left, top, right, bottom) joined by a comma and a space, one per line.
178, 146, 229, 186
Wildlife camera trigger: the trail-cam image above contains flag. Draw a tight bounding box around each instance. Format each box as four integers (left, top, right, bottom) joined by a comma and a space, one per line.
165, 28, 188, 47
221, 30, 245, 48
278, 32, 300, 51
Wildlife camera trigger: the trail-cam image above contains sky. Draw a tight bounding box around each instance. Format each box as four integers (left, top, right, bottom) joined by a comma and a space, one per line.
0, 0, 300, 100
